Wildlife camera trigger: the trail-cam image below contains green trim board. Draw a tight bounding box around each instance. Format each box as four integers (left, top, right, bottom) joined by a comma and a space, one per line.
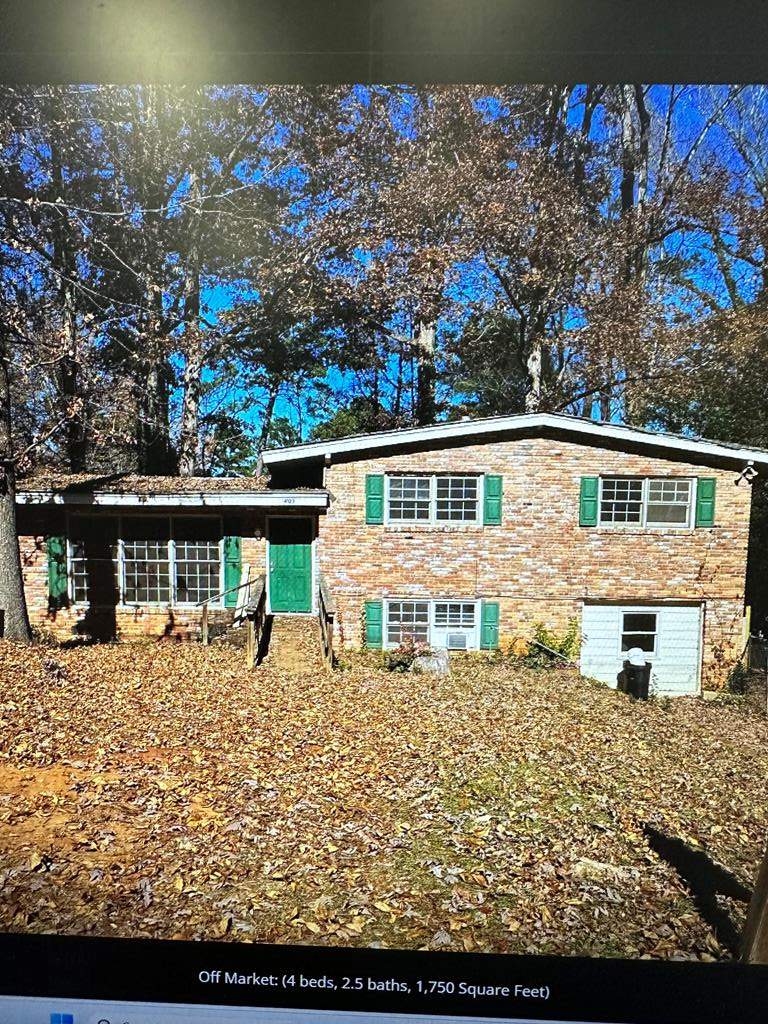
483, 475, 503, 524
47, 535, 69, 609
579, 476, 599, 526
364, 600, 383, 648
695, 477, 716, 527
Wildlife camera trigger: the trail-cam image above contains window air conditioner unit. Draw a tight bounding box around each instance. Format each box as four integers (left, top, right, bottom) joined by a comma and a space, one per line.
447, 632, 468, 650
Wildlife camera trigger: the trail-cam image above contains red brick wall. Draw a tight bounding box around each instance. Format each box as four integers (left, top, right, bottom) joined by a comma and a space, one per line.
318, 437, 753, 687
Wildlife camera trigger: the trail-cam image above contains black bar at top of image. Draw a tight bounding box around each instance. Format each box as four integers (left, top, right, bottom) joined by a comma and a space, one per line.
0, 0, 767, 83
1, 933, 767, 1024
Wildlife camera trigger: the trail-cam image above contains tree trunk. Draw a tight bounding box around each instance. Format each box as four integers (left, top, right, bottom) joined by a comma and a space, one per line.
257, 383, 280, 455
177, 162, 203, 477
620, 84, 652, 284
620, 84, 637, 222
599, 387, 612, 421
49, 94, 88, 473
393, 340, 404, 420
178, 337, 203, 476
0, 337, 32, 641
137, 352, 175, 475
524, 336, 543, 413
414, 321, 436, 425
59, 280, 87, 473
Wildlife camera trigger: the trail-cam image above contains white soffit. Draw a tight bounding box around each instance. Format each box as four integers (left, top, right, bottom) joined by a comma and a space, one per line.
16, 490, 329, 508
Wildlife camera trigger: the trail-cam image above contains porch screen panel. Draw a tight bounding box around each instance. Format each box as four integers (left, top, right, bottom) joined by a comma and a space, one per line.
174, 517, 222, 604
69, 516, 119, 605
122, 517, 171, 604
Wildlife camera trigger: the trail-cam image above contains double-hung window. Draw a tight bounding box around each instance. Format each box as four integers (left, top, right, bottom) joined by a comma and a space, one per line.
386, 600, 431, 646
386, 474, 480, 525
385, 599, 480, 650
599, 477, 693, 527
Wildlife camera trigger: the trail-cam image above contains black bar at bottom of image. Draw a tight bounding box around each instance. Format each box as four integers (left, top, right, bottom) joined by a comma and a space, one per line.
1, 932, 767, 1024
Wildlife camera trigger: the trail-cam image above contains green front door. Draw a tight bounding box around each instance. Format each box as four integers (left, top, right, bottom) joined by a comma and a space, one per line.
269, 517, 313, 612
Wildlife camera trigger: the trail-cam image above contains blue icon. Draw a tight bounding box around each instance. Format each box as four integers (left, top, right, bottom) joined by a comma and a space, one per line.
50, 1014, 74, 1024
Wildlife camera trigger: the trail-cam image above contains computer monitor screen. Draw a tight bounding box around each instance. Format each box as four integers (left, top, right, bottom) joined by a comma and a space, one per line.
0, 4, 766, 1023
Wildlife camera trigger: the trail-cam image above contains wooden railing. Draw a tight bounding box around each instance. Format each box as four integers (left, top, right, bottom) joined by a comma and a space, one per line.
318, 573, 336, 672
197, 573, 256, 646
244, 575, 267, 670
196, 572, 267, 670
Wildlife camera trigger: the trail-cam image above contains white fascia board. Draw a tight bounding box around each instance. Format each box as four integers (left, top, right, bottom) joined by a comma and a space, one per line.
261, 412, 768, 467
17, 490, 329, 508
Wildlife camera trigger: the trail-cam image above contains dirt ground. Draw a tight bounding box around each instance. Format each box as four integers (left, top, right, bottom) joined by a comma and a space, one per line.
0, 639, 766, 960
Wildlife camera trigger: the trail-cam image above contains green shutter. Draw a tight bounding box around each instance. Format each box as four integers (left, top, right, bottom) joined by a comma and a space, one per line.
365, 474, 384, 524
480, 601, 500, 650
364, 600, 383, 649
223, 536, 242, 607
47, 535, 69, 610
483, 475, 503, 525
579, 476, 599, 526
695, 478, 716, 527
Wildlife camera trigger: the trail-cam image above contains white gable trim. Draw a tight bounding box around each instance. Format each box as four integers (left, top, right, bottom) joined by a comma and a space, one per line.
261, 413, 768, 467
16, 489, 329, 509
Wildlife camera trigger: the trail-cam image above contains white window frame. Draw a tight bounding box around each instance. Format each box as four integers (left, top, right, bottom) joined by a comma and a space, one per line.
598, 477, 695, 529
65, 512, 225, 609
383, 597, 481, 650
384, 474, 483, 526
618, 608, 659, 658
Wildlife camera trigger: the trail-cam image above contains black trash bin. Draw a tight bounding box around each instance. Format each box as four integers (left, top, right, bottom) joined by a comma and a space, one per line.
624, 647, 651, 699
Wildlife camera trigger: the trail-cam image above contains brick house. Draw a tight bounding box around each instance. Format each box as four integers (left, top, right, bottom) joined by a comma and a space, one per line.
16, 413, 768, 693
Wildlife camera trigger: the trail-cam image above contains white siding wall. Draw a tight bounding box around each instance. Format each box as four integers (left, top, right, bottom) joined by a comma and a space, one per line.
581, 603, 702, 696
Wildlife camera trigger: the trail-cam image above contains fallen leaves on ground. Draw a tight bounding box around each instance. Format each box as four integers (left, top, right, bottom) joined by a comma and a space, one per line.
0, 640, 765, 961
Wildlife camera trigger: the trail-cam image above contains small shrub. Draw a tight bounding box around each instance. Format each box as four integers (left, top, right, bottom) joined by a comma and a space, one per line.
518, 619, 581, 669
383, 634, 432, 672
726, 661, 750, 695
30, 625, 61, 647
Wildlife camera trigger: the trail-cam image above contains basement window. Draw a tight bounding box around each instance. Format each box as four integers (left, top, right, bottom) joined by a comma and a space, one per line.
620, 611, 658, 656
385, 599, 480, 650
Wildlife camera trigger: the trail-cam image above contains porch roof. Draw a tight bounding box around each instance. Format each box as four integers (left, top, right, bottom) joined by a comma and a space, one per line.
16, 473, 329, 509
261, 411, 768, 469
